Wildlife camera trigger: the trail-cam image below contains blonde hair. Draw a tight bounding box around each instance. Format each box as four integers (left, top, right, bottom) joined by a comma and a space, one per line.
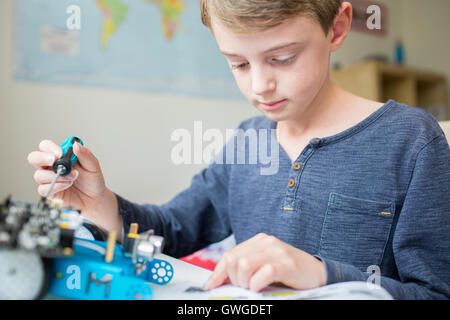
200, 0, 343, 35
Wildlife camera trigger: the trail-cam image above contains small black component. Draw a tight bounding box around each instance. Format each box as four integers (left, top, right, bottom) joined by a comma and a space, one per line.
60, 228, 75, 249
185, 286, 208, 293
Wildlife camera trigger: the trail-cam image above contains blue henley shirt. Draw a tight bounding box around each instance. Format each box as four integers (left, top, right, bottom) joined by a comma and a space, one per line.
116, 100, 450, 299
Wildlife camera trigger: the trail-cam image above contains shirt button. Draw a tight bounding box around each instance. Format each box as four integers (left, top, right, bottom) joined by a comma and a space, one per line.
288, 179, 295, 187
310, 138, 321, 147
293, 162, 301, 170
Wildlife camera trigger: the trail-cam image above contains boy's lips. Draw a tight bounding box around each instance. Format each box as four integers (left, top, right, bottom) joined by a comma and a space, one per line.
259, 99, 287, 111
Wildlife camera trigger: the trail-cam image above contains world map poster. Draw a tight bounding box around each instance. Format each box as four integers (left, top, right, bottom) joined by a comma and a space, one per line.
14, 0, 242, 99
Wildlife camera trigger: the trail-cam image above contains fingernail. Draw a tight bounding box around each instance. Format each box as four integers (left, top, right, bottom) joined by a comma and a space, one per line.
62, 181, 73, 188
203, 277, 214, 290
47, 154, 55, 166
68, 170, 79, 180
75, 142, 83, 152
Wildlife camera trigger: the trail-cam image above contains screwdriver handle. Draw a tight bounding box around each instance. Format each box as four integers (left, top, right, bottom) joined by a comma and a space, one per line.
53, 136, 84, 177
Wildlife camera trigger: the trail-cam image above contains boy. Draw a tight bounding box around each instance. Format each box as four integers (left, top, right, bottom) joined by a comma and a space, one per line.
28, 1, 450, 299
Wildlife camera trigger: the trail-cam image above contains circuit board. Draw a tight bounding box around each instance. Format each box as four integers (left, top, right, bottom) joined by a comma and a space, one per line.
0, 196, 83, 299
0, 196, 81, 257
0, 196, 174, 300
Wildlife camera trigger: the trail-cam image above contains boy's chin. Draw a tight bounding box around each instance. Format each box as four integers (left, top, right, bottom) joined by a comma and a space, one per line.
257, 102, 310, 124
259, 109, 292, 123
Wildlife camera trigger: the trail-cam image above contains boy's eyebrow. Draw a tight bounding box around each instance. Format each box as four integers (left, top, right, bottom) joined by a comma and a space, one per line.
221, 41, 304, 58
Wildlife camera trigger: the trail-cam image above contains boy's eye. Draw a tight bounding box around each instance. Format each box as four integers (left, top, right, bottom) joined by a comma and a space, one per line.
231, 62, 249, 70
271, 55, 297, 65
229, 54, 297, 71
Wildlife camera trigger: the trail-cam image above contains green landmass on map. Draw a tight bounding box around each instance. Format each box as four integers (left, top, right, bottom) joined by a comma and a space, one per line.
149, 0, 186, 39
97, 0, 129, 48
97, 0, 186, 48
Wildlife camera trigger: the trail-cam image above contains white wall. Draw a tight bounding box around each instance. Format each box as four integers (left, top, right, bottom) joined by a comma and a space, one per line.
1, 0, 449, 205
0, 0, 258, 203
331, 0, 403, 68
399, 0, 450, 84
331, 0, 450, 111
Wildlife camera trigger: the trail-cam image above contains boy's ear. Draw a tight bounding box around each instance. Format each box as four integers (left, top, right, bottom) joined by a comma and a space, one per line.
330, 2, 353, 52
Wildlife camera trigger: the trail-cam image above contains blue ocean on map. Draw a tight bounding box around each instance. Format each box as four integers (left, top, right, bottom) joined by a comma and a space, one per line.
14, 0, 242, 99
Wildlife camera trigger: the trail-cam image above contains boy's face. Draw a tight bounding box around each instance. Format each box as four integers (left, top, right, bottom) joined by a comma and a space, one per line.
212, 16, 334, 122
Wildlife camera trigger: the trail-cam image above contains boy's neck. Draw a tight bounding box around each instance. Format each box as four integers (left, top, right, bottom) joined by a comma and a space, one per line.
278, 77, 341, 136
277, 78, 379, 140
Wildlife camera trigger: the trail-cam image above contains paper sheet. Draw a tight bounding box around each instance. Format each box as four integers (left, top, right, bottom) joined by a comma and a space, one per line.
152, 280, 393, 300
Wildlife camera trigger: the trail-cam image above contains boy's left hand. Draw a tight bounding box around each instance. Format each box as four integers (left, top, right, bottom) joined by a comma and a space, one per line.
203, 233, 326, 292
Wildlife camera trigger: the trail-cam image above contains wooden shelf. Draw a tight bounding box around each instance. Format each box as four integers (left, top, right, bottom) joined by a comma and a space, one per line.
331, 61, 449, 120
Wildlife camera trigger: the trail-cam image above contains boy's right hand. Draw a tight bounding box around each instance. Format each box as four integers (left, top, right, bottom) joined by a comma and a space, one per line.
28, 139, 122, 236
28, 139, 108, 215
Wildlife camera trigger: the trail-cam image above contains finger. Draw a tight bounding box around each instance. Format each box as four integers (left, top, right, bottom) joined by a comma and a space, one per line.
235, 250, 276, 289
39, 140, 62, 158
203, 252, 231, 290
37, 181, 73, 197
225, 251, 240, 287
237, 243, 287, 289
235, 256, 254, 289
73, 142, 100, 173
249, 263, 277, 292
227, 233, 271, 258
203, 234, 273, 290
34, 169, 79, 185
223, 234, 273, 288
28, 151, 56, 169
208, 234, 271, 289
218, 247, 254, 289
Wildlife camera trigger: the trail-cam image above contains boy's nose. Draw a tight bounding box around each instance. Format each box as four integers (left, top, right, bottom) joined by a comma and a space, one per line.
251, 67, 276, 96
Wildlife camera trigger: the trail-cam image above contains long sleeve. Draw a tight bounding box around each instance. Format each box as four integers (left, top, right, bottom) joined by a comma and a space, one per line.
318, 134, 450, 299
116, 130, 240, 258
117, 162, 232, 258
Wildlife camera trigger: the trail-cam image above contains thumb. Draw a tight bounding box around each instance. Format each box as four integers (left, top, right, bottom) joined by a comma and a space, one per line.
73, 142, 101, 173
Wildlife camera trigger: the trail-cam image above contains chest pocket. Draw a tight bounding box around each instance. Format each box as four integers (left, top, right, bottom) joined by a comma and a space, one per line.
318, 192, 395, 271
